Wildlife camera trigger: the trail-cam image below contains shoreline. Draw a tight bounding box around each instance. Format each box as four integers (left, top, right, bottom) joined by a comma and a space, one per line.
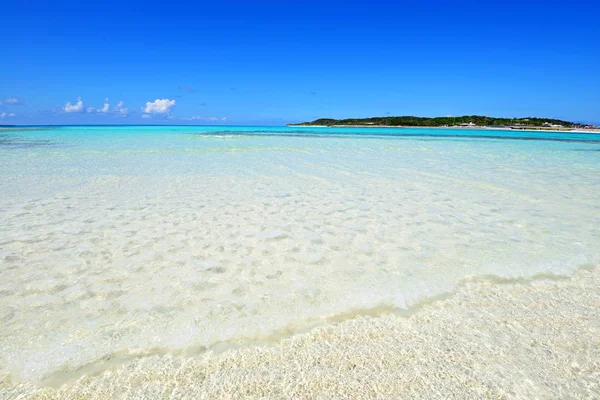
288, 124, 600, 133
3, 265, 598, 398
3, 125, 599, 134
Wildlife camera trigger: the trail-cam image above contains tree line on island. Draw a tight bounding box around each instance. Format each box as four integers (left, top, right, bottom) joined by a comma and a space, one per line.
290, 115, 579, 128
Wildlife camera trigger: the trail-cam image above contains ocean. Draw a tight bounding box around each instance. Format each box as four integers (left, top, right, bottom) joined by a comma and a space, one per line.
1, 125, 599, 390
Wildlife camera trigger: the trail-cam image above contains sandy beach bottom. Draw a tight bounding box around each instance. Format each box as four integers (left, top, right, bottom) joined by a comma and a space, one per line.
3, 266, 598, 399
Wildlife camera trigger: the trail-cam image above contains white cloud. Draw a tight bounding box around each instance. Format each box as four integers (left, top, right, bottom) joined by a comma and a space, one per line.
143, 99, 176, 115
179, 115, 202, 121
179, 115, 225, 122
64, 97, 84, 113
3, 98, 22, 105
0, 112, 15, 118
87, 107, 95, 113
114, 101, 128, 116
142, 114, 151, 119
98, 98, 110, 113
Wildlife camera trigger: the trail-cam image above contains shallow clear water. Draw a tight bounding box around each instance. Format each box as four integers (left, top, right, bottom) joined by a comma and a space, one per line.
1, 125, 599, 382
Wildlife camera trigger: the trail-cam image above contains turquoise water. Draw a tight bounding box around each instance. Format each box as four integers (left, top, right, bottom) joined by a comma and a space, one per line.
2, 125, 599, 180
1, 125, 599, 382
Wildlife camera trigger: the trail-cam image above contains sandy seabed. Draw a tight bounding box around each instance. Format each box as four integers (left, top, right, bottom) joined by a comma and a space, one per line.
2, 266, 598, 400
2, 129, 599, 399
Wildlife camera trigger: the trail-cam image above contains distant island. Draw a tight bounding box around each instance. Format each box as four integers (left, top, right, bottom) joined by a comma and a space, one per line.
289, 115, 598, 131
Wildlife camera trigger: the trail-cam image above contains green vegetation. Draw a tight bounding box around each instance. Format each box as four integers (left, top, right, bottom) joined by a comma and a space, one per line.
290, 115, 578, 128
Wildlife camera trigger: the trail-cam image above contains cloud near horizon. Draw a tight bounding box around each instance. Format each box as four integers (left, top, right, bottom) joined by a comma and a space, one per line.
64, 97, 84, 113
0, 112, 16, 118
114, 101, 128, 116
98, 98, 110, 113
2, 98, 23, 105
143, 99, 176, 116
60, 97, 130, 116
176, 115, 226, 122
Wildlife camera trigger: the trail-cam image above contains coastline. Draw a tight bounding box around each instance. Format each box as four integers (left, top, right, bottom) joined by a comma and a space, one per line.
3, 125, 599, 134
4, 265, 598, 399
288, 124, 600, 133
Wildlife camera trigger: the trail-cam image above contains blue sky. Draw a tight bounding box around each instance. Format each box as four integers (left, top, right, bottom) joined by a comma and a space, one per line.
1, 0, 599, 125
